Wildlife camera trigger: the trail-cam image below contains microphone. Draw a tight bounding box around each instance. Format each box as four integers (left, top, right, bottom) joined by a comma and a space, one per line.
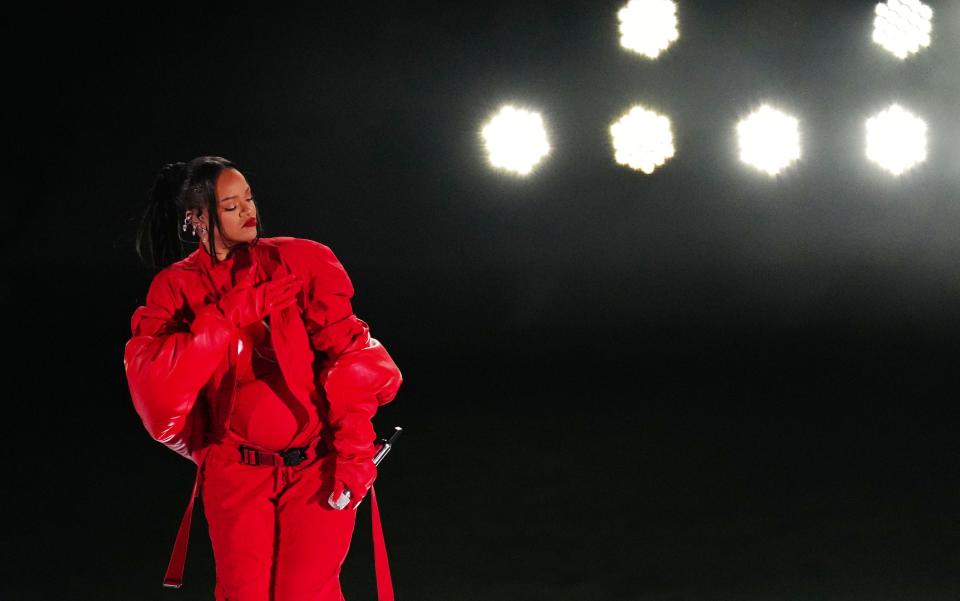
328, 426, 403, 510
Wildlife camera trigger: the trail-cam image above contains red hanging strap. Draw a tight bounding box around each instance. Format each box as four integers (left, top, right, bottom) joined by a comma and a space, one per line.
162, 449, 209, 589
162, 460, 203, 588
370, 485, 394, 601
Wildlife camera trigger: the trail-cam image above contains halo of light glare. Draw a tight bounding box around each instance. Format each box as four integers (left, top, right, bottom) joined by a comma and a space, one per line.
736, 105, 802, 176
617, 0, 679, 59
481, 105, 551, 176
872, 0, 932, 59
609, 105, 675, 174
865, 103, 927, 175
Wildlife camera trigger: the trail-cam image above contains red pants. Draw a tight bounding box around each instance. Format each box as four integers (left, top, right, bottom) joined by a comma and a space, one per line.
200, 435, 358, 601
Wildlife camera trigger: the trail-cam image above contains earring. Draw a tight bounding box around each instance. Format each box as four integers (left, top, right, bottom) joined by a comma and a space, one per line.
182, 212, 208, 240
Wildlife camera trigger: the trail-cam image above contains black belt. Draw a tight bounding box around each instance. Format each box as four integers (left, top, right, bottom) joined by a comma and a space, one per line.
235, 435, 330, 467
239, 444, 308, 467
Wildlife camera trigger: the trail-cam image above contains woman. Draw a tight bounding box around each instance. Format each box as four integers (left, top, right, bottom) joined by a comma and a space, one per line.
123, 156, 403, 601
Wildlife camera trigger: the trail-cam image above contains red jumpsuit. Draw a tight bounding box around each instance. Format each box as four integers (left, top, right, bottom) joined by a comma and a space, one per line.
123, 236, 402, 601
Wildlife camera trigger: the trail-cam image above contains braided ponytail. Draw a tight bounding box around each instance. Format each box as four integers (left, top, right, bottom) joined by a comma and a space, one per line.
135, 161, 189, 273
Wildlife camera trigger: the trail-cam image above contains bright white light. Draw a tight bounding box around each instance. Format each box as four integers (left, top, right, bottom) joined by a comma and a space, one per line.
609, 104, 675, 174
865, 103, 927, 175
618, 0, 679, 59
872, 0, 932, 59
736, 105, 802, 176
481, 105, 551, 176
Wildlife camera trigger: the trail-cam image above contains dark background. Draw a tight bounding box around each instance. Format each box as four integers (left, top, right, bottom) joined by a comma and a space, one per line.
6, 1, 959, 599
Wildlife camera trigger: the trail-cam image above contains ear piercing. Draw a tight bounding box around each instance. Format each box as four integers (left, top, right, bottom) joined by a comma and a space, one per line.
183, 212, 209, 241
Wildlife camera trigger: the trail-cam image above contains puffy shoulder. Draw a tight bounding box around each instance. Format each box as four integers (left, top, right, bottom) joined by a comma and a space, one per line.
151, 263, 197, 299
274, 236, 354, 295
271, 236, 333, 256
130, 267, 185, 336
274, 236, 338, 269
143, 266, 179, 305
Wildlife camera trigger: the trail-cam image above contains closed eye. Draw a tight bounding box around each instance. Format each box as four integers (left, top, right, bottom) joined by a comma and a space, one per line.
224, 197, 254, 212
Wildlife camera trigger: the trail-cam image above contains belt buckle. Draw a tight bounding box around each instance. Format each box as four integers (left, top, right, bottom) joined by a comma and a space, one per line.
239, 446, 261, 466
280, 446, 307, 466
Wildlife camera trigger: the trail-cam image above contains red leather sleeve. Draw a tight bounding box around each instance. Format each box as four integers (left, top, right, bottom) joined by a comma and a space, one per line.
298, 240, 403, 461
123, 269, 234, 463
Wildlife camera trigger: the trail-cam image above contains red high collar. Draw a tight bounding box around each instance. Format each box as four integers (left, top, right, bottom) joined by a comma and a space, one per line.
196, 237, 260, 270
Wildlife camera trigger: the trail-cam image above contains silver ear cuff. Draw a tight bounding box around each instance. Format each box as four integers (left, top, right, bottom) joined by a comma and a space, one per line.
182, 212, 208, 241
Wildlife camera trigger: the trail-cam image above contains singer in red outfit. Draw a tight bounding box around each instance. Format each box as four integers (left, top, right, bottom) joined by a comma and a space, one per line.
123, 156, 402, 601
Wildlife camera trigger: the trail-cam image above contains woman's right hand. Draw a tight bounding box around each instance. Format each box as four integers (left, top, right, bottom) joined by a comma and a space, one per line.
216, 273, 303, 329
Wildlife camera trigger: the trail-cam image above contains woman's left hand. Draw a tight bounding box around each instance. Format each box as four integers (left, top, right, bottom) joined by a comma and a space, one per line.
327, 458, 376, 510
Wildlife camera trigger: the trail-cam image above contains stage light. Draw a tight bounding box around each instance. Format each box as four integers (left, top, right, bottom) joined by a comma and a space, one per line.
872, 0, 932, 59
609, 104, 675, 174
736, 105, 801, 176
865, 103, 927, 175
617, 0, 679, 59
481, 105, 551, 176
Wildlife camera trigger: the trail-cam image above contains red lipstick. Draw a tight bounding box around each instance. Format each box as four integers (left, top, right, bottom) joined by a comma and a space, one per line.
243, 218, 257, 228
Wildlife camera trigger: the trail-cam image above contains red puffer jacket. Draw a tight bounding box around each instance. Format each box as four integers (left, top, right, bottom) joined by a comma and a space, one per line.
122, 236, 402, 586
124, 235, 402, 462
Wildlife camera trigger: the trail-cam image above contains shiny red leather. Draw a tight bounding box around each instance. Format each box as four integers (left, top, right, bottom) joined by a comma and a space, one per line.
123, 236, 403, 465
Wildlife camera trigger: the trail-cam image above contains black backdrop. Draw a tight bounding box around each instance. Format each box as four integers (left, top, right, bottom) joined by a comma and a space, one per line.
6, 2, 959, 599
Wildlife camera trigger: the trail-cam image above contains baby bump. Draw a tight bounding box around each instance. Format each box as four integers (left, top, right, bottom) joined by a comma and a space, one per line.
230, 378, 301, 451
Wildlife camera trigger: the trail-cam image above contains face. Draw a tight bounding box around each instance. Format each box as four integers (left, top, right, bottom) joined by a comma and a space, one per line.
191, 168, 258, 258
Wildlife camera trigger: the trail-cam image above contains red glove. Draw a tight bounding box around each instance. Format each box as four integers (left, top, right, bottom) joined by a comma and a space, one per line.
216, 273, 302, 329
328, 457, 377, 510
